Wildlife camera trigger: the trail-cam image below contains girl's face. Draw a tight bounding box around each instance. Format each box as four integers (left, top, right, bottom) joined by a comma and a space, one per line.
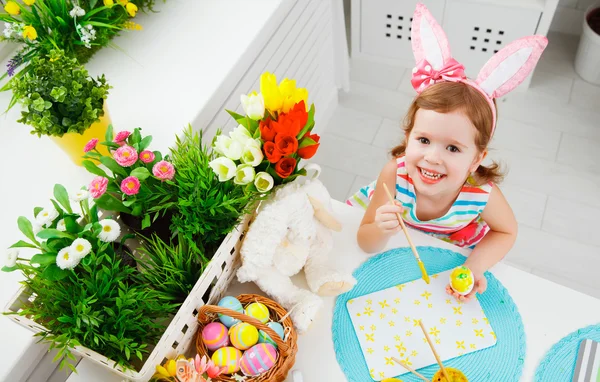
404, 108, 485, 198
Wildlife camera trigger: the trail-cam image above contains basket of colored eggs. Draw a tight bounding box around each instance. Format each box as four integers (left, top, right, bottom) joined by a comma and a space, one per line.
196, 294, 298, 382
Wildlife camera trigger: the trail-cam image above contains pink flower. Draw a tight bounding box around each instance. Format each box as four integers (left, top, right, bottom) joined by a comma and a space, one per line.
113, 145, 138, 167
120, 176, 141, 196
195, 355, 208, 374
88, 176, 108, 199
114, 131, 131, 143
205, 359, 226, 379
152, 160, 175, 181
139, 150, 155, 164
84, 138, 98, 153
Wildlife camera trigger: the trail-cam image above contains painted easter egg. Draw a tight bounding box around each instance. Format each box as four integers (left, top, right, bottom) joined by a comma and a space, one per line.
201, 322, 230, 351
244, 302, 270, 323
258, 322, 285, 348
218, 296, 244, 327
239, 343, 278, 376
211, 346, 243, 374
432, 367, 469, 382
449, 266, 474, 295
229, 322, 259, 350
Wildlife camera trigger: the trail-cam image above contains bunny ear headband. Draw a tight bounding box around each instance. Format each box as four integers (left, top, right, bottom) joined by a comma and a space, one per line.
410, 2, 548, 135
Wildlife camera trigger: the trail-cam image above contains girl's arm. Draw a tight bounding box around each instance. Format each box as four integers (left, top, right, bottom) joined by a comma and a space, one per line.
449, 185, 518, 301
357, 159, 402, 253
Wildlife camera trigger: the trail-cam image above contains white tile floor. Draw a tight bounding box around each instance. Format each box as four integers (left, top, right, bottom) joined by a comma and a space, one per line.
315, 31, 600, 299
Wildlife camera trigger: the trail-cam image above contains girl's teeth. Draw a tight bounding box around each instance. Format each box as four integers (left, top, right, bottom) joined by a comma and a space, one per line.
420, 168, 442, 179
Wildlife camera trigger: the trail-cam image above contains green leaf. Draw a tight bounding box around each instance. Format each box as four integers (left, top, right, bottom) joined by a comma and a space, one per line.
56, 316, 73, 324
99, 156, 127, 177
297, 104, 315, 139
86, 21, 121, 29
82, 160, 108, 178
298, 136, 317, 149
132, 128, 142, 146
34, 207, 43, 218
90, 204, 99, 223
141, 214, 151, 229
2, 266, 18, 272
42, 264, 69, 281
94, 194, 131, 214
53, 184, 72, 214
10, 240, 38, 249
37, 229, 73, 240
130, 167, 150, 181
63, 216, 83, 234
17, 216, 37, 244
139, 136, 152, 151
105, 124, 114, 143
29, 253, 56, 265
226, 109, 246, 122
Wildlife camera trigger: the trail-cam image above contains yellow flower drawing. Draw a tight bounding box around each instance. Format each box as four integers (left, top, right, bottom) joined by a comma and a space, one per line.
429, 326, 440, 337
370, 324, 377, 331
379, 300, 390, 308
474, 329, 484, 338
456, 320, 463, 327
364, 307, 374, 316
456, 341, 466, 350
359, 325, 365, 331
385, 357, 394, 365
453, 306, 463, 315
406, 330, 413, 337
472, 318, 479, 324
440, 317, 447, 324
366, 333, 375, 342
384, 346, 390, 352
421, 291, 432, 300
389, 321, 395, 327
367, 348, 374, 355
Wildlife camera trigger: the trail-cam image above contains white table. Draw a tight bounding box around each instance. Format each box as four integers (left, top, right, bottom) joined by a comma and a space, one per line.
68, 199, 600, 381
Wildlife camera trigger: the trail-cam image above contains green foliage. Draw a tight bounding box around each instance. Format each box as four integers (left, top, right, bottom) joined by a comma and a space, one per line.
138, 233, 207, 304
10, 49, 110, 137
168, 125, 257, 255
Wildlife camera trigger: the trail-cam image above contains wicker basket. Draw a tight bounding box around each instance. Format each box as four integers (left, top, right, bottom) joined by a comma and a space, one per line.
196, 294, 298, 382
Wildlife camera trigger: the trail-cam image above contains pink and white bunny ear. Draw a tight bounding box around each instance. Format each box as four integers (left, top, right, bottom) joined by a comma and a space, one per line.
411, 3, 453, 70
476, 36, 548, 99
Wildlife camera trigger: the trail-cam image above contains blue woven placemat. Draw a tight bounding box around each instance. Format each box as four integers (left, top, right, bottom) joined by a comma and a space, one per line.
535, 324, 600, 382
332, 246, 526, 382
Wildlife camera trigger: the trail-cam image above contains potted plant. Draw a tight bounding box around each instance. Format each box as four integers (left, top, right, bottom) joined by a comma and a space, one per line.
81, 124, 177, 241
575, 1, 600, 84
7, 49, 112, 164
2, 183, 177, 371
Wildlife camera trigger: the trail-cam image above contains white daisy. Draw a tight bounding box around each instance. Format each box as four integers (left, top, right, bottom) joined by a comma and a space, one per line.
71, 189, 90, 202
98, 219, 121, 243
36, 207, 59, 227
71, 238, 92, 259
56, 219, 66, 232
5, 248, 19, 267
56, 247, 80, 270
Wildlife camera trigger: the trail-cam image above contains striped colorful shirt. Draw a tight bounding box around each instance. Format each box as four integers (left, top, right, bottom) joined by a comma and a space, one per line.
346, 156, 493, 248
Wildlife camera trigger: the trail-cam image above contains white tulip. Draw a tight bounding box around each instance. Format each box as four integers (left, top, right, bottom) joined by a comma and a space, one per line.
240, 92, 265, 120
254, 172, 274, 193
214, 135, 243, 160
234, 164, 256, 185
209, 157, 237, 182
5, 248, 19, 268
240, 145, 264, 167
229, 124, 253, 146
245, 138, 262, 151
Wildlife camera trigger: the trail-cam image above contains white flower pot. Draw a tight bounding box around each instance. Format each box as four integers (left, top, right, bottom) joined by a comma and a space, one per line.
575, 2, 600, 85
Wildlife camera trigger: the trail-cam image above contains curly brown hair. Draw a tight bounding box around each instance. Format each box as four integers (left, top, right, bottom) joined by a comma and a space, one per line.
390, 81, 504, 185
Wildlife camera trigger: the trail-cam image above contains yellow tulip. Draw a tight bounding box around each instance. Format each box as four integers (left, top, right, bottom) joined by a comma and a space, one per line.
103, 0, 114, 6
260, 72, 284, 114
4, 1, 20, 15
279, 78, 308, 113
154, 365, 171, 378
165, 359, 177, 376
22, 25, 37, 41
126, 2, 137, 17
23, 0, 35, 6
118, 0, 128, 4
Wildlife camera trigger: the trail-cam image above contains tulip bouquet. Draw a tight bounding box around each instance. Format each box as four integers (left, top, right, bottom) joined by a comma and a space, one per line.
209, 72, 320, 195
81, 125, 177, 230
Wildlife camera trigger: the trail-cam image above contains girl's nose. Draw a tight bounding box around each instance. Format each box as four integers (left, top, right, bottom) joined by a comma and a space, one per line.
424, 147, 442, 164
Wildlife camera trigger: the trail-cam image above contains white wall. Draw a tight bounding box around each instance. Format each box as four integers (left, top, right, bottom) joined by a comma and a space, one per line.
551, 0, 596, 35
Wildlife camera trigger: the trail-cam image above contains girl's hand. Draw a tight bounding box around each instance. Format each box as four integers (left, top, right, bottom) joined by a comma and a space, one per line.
445, 272, 487, 302
374, 201, 404, 234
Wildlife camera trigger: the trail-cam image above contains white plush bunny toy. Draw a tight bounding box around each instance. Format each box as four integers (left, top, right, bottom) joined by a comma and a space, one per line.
237, 165, 356, 334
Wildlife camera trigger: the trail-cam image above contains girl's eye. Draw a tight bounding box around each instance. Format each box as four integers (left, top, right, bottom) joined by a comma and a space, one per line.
447, 145, 460, 153
418, 137, 429, 144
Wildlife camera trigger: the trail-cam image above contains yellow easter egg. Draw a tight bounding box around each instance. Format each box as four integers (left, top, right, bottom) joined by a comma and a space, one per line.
229, 322, 259, 350
211, 346, 242, 374
245, 302, 270, 324
382, 378, 403, 382
432, 368, 468, 382
449, 266, 474, 295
